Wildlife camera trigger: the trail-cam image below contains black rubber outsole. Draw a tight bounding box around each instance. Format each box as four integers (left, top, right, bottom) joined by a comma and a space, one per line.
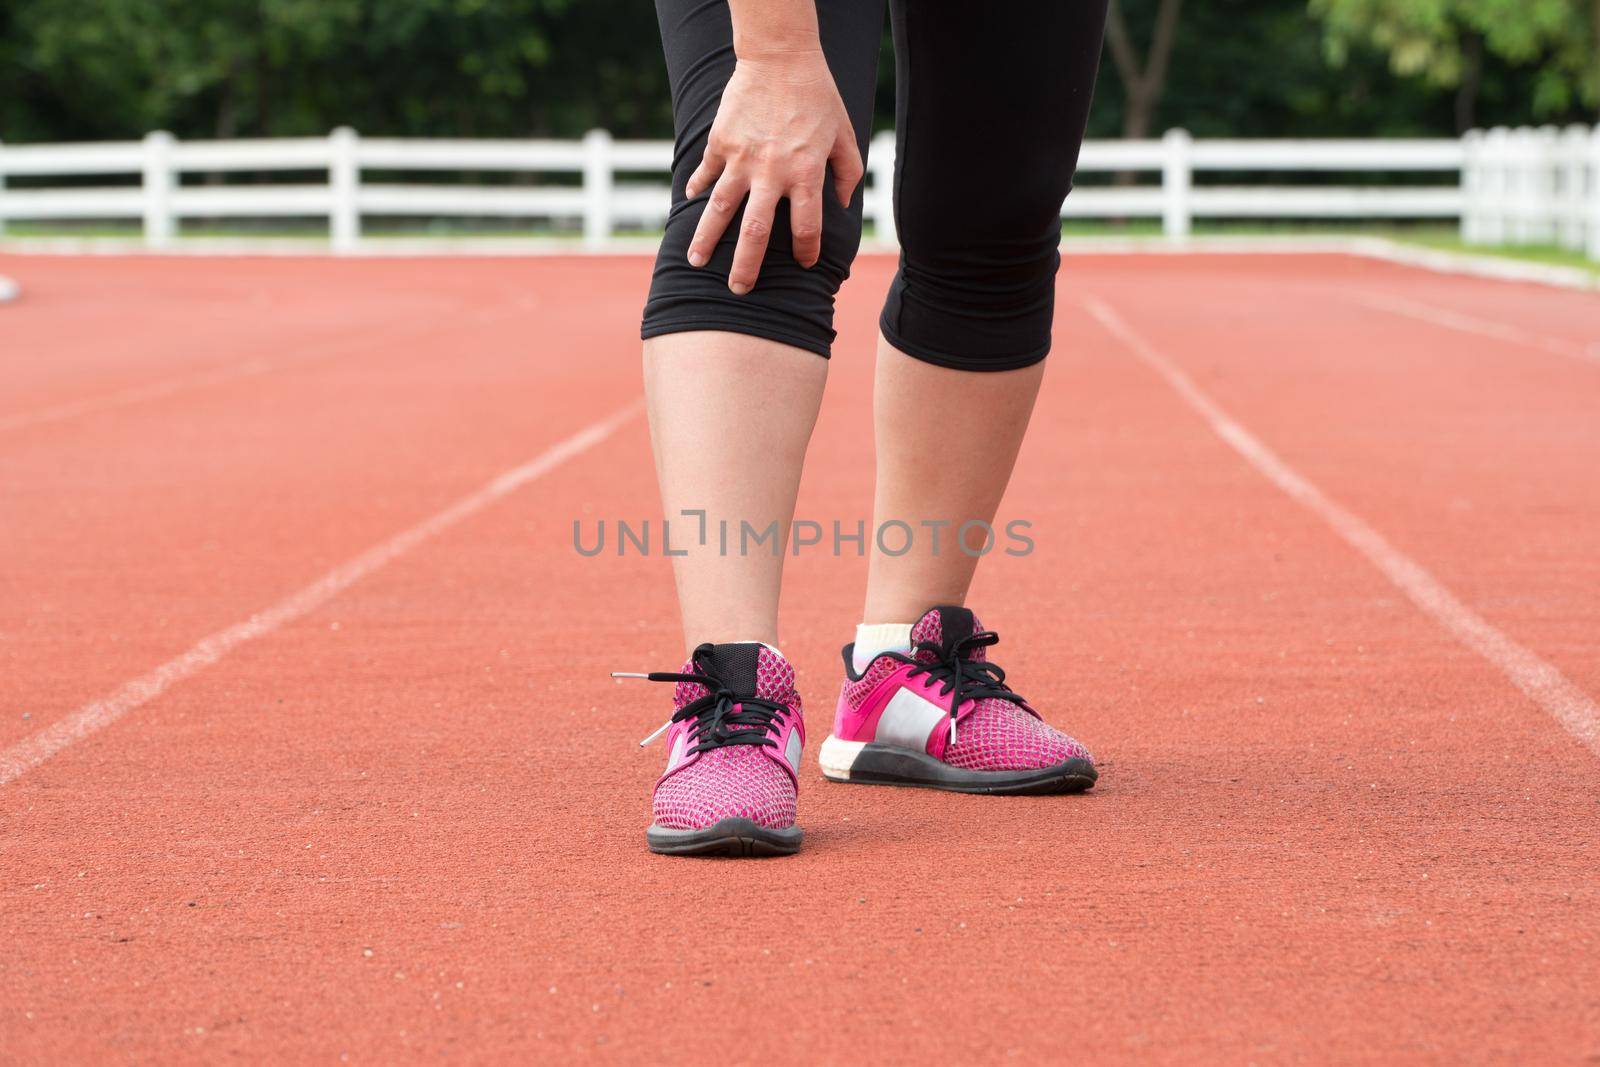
646, 817, 802, 857
825, 743, 1098, 796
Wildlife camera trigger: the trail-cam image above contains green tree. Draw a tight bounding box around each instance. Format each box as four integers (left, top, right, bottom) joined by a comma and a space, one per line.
1, 0, 671, 141
0, 0, 1583, 145
1311, 0, 1600, 126
1089, 0, 1535, 139
1104, 0, 1185, 139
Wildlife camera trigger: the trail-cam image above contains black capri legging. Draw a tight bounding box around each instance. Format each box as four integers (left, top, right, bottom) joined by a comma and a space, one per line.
641, 0, 1108, 370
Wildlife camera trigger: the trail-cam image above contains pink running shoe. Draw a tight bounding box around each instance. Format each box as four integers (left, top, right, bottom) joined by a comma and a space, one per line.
819, 606, 1096, 795
614, 642, 804, 856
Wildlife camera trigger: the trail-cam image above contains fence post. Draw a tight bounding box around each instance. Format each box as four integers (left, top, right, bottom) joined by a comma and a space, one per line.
1162, 128, 1192, 240
1481, 127, 1508, 245
1588, 126, 1600, 263
1503, 127, 1523, 243
1555, 125, 1586, 251
870, 131, 897, 249
142, 130, 176, 249
1458, 128, 1481, 244
583, 129, 613, 249
1508, 126, 1539, 244
329, 127, 361, 253
1528, 126, 1558, 244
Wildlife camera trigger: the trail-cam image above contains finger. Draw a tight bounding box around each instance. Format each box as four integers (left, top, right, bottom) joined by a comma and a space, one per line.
728, 185, 780, 295
789, 184, 823, 269
684, 149, 725, 201
830, 131, 865, 208
688, 170, 748, 268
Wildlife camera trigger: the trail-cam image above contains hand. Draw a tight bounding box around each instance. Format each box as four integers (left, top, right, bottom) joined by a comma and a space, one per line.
684, 50, 863, 295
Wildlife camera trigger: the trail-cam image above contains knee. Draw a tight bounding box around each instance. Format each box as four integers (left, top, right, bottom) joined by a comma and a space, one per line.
642, 190, 865, 359
881, 192, 1064, 371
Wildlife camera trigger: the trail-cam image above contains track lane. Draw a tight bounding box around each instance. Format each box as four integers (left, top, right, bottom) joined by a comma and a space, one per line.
0, 258, 648, 750
2, 254, 1597, 1061
1084, 293, 1599, 757
0, 257, 489, 424
1342, 257, 1600, 353
1083, 254, 1600, 716
1348, 289, 1598, 367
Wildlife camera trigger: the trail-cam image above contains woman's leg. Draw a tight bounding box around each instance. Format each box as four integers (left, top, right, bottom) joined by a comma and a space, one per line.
862, 0, 1109, 627
643, 0, 882, 653
822, 1, 1108, 793
861, 346, 1044, 623
645, 332, 827, 652
635, 0, 884, 857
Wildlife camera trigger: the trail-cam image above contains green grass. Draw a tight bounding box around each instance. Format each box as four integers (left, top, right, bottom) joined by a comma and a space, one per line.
2, 222, 147, 239
3, 218, 1595, 278
1078, 221, 1600, 279
1386, 230, 1599, 277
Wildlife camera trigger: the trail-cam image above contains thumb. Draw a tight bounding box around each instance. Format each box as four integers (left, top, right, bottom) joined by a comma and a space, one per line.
830, 130, 865, 208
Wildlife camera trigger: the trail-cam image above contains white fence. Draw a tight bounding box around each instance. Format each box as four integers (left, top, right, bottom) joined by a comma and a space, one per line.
0, 126, 1595, 258
1461, 126, 1600, 256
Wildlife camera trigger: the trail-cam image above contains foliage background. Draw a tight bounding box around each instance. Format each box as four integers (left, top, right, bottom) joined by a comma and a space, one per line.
0, 0, 1593, 143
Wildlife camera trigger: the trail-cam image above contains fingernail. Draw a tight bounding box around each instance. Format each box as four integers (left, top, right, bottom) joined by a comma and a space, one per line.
729, 282, 750, 296
688, 251, 706, 267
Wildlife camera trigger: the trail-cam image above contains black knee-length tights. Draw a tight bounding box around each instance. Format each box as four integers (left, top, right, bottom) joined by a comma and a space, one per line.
642, 0, 1109, 370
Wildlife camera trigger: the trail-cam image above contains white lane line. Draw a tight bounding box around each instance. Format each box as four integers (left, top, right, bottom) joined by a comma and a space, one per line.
0, 399, 643, 786
1083, 295, 1600, 760
0, 358, 277, 434
1349, 290, 1599, 367
0, 301, 539, 436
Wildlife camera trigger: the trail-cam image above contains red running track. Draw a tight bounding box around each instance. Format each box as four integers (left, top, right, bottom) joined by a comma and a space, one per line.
1, 251, 1597, 1062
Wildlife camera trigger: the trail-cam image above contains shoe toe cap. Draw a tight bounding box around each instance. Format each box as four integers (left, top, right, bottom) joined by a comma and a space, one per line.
652, 748, 797, 830
944, 700, 1093, 772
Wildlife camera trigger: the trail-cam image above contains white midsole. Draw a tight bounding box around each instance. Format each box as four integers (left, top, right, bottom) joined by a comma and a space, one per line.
817, 735, 867, 780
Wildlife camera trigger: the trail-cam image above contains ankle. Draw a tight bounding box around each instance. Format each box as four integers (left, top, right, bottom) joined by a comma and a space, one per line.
682, 628, 780, 656
851, 621, 914, 673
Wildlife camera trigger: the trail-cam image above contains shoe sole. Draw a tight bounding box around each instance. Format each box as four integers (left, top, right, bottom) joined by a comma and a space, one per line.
646, 817, 802, 857
818, 735, 1097, 795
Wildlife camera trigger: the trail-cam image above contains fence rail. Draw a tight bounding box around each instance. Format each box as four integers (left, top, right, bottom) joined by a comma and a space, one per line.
0, 126, 1595, 259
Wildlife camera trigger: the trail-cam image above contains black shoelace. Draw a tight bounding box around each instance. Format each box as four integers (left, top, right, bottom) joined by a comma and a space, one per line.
613, 644, 786, 754
900, 629, 1026, 745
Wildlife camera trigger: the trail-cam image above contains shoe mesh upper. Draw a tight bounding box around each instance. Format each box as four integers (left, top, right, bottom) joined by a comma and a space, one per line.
653, 645, 800, 831
653, 746, 797, 830
846, 607, 1093, 772
943, 697, 1091, 770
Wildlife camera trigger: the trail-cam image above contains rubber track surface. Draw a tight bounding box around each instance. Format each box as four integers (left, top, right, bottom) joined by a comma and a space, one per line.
1, 252, 1597, 1061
